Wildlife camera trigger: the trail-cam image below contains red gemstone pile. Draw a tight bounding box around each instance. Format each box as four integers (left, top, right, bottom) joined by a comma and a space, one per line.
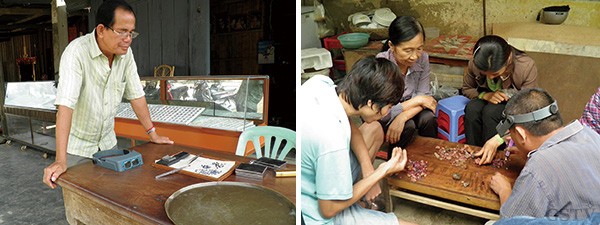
433, 145, 473, 168
405, 159, 428, 182
492, 158, 507, 168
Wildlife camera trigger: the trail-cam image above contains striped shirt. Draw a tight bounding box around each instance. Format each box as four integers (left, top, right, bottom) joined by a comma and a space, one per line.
580, 87, 600, 135
54, 29, 145, 158
500, 121, 600, 220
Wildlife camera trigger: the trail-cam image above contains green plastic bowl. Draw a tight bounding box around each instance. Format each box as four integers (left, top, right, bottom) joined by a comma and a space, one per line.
337, 33, 370, 49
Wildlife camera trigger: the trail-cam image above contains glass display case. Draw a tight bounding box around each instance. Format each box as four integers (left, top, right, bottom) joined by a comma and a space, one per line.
3, 81, 58, 154
114, 75, 270, 154
117, 75, 268, 131
2, 75, 269, 155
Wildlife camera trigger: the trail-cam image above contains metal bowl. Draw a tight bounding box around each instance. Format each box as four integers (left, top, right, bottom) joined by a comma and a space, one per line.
165, 182, 295, 225
541, 11, 568, 24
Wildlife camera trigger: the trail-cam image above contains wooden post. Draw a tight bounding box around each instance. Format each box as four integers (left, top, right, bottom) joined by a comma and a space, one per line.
52, 0, 68, 76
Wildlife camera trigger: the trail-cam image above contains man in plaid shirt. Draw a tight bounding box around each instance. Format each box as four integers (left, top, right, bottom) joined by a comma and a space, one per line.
580, 87, 600, 134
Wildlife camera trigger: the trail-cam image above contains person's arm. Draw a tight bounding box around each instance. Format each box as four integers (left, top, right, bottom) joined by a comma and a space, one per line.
129, 96, 174, 144
43, 105, 73, 189
386, 106, 422, 144
494, 170, 549, 219
349, 120, 381, 203
462, 61, 481, 99
481, 91, 509, 104
474, 134, 504, 165
414, 53, 432, 96
318, 148, 407, 218
349, 121, 375, 179
517, 57, 538, 90
490, 172, 512, 205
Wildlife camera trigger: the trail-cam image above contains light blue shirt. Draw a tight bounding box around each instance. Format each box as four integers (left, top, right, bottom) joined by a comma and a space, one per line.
500, 121, 600, 220
300, 75, 353, 224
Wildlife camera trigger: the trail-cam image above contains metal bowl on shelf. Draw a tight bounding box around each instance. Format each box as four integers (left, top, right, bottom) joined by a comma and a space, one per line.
538, 5, 570, 25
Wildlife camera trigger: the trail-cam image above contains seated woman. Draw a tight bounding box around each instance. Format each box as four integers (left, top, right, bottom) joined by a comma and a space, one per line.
462, 35, 537, 164
361, 16, 437, 159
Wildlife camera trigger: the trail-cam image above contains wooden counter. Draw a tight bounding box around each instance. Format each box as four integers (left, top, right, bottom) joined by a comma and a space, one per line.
114, 117, 260, 155
383, 136, 526, 220
56, 143, 295, 225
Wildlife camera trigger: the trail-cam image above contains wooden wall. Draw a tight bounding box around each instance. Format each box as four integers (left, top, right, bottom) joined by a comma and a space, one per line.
0, 30, 54, 82
88, 0, 210, 77
209, 0, 264, 75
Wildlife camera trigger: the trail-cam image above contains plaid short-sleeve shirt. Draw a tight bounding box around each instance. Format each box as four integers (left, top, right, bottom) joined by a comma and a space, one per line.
580, 87, 600, 135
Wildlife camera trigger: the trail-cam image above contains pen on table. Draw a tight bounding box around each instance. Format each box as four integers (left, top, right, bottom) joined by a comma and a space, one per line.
155, 153, 203, 179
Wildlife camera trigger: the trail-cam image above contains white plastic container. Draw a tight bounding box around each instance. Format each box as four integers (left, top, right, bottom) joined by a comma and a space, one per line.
373, 8, 396, 27
301, 48, 332, 73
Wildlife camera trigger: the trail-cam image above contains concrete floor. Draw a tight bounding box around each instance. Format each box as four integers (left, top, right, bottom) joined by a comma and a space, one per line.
0, 139, 68, 224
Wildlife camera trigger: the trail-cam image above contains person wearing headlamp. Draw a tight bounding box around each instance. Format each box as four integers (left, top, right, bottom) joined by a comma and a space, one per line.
462, 35, 538, 165
488, 88, 600, 220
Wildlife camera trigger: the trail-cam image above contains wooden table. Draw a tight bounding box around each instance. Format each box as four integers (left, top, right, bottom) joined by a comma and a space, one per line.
56, 143, 295, 225
383, 136, 526, 220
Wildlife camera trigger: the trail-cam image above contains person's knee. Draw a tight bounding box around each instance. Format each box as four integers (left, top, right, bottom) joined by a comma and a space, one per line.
482, 105, 504, 121
419, 110, 437, 128
465, 100, 484, 122
404, 120, 417, 132
465, 100, 484, 114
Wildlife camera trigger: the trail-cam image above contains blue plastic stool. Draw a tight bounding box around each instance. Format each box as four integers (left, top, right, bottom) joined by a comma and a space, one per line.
436, 95, 470, 143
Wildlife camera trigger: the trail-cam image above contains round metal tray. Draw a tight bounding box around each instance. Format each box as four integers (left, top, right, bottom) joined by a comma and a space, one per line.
165, 182, 295, 225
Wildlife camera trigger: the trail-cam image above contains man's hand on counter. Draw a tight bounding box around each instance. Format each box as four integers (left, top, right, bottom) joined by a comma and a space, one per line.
149, 132, 174, 144
43, 161, 67, 189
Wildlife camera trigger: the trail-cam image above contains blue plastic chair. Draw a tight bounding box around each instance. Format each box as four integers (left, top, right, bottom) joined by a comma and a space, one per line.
235, 126, 296, 160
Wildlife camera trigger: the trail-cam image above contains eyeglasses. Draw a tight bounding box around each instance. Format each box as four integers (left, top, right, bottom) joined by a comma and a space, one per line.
107, 27, 139, 39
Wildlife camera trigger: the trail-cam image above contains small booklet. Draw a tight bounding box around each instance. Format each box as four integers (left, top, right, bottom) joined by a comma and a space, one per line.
235, 163, 268, 179
153, 152, 238, 181
252, 157, 287, 170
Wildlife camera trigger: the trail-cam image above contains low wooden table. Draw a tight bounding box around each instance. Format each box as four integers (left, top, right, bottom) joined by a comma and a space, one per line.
56, 143, 295, 225
383, 136, 526, 220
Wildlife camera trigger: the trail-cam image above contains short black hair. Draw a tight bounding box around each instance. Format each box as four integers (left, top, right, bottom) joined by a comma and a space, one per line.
382, 16, 425, 52
336, 56, 405, 111
472, 35, 524, 72
505, 88, 563, 136
96, 0, 135, 28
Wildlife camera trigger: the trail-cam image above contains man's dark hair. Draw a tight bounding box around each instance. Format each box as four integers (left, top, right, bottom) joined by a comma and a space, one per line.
472, 35, 524, 72
505, 88, 563, 136
96, 0, 135, 28
336, 56, 405, 111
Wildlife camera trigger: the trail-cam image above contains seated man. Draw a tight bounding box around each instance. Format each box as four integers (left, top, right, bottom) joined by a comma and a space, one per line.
489, 88, 600, 220
300, 56, 416, 225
